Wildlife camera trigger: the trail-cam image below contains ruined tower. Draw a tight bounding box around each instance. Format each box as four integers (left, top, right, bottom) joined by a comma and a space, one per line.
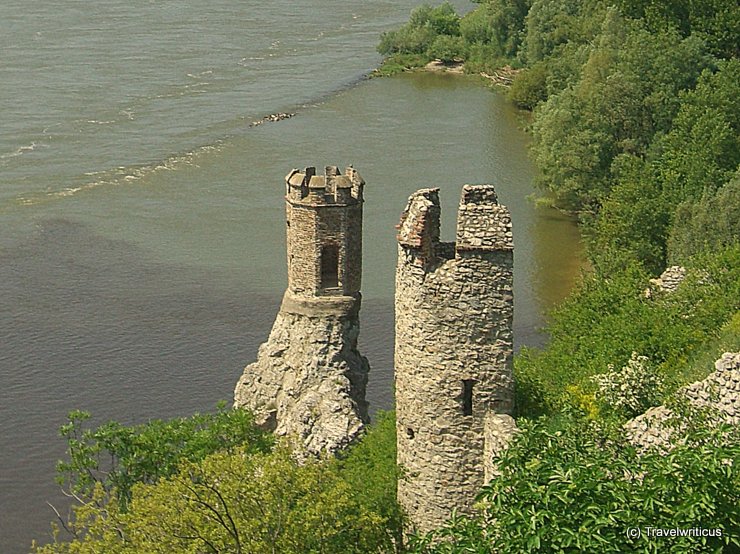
395, 185, 515, 533
234, 165, 369, 456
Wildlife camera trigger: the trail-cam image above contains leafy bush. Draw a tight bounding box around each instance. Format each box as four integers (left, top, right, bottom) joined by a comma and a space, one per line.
378, 26, 438, 56
336, 411, 404, 550
515, 247, 740, 416
428, 35, 466, 62
37, 445, 393, 554
373, 53, 431, 76
507, 61, 547, 108
671, 311, 740, 386
56, 405, 272, 509
592, 352, 664, 417
377, 2, 461, 57
410, 414, 740, 553
668, 173, 740, 265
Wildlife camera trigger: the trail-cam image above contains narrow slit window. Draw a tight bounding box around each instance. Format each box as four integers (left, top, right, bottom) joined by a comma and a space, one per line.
462, 380, 475, 416
320, 243, 339, 289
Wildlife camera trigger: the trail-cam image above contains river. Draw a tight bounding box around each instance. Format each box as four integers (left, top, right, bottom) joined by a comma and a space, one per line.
0, 1, 582, 551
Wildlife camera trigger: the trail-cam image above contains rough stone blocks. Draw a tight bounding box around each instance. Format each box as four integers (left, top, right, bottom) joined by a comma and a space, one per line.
395, 185, 515, 533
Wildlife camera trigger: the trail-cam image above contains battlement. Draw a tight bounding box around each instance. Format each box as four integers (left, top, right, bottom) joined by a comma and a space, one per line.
285, 166, 364, 205
396, 188, 440, 261
456, 185, 513, 252
396, 184, 512, 265
284, 164, 364, 299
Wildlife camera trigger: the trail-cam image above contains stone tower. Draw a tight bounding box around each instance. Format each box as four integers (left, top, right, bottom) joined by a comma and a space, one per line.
234, 165, 370, 456
395, 185, 515, 533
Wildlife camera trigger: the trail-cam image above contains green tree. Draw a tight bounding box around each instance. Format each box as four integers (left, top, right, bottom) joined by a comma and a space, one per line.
668, 175, 740, 264
336, 411, 404, 550
459, 0, 531, 62
654, 60, 740, 208
56, 405, 272, 509
38, 412, 404, 553
377, 2, 461, 57
531, 12, 710, 213
36, 446, 393, 554
428, 35, 467, 62
585, 154, 670, 274
616, 0, 739, 59
507, 61, 548, 109
521, 0, 601, 64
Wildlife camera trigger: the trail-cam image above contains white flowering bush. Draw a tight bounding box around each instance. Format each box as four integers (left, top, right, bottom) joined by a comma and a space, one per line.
592, 352, 664, 416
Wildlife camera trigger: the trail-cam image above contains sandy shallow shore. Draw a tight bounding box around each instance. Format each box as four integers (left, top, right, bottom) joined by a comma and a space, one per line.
423, 59, 521, 87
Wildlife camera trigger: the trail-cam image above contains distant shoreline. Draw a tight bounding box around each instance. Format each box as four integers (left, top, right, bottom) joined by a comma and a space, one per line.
421, 59, 521, 88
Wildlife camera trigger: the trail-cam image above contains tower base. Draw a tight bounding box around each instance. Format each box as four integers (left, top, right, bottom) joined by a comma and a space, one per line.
234, 293, 369, 457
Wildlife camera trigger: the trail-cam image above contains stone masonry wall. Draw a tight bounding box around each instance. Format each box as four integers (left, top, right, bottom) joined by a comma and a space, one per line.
395, 185, 514, 534
285, 166, 363, 298
286, 202, 363, 297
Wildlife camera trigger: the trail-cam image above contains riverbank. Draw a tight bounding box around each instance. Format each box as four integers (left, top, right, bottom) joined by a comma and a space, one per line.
373, 56, 522, 89
422, 59, 521, 88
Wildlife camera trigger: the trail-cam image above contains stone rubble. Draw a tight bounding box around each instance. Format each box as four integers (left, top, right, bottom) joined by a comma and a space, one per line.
646, 265, 687, 295
249, 112, 296, 127
625, 352, 740, 452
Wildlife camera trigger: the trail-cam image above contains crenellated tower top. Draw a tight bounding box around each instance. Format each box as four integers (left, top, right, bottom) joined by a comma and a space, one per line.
396, 184, 512, 269
282, 165, 365, 316
285, 165, 364, 206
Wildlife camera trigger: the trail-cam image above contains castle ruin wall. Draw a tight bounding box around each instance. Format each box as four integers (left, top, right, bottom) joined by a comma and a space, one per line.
395, 185, 515, 533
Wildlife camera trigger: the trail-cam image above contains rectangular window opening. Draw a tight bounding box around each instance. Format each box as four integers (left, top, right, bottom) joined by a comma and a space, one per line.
320, 243, 339, 289
462, 380, 475, 416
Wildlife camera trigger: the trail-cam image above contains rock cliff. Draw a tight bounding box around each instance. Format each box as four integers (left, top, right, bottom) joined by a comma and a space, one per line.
234, 294, 369, 456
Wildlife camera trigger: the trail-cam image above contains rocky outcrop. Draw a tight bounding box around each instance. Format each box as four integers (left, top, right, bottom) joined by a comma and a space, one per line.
626, 352, 740, 452
234, 299, 369, 456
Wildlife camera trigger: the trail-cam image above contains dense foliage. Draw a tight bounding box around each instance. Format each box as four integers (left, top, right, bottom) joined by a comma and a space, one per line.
35, 411, 401, 553
410, 412, 740, 553
515, 247, 740, 417
56, 405, 272, 510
